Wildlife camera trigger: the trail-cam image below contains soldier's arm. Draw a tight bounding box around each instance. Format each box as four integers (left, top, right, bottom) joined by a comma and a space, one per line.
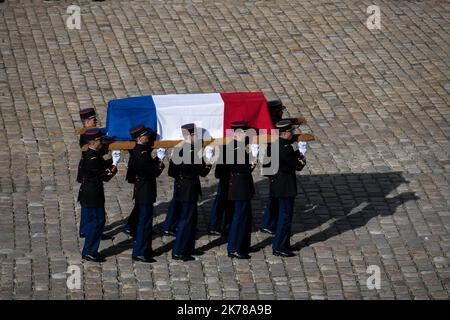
135, 149, 163, 178
85, 156, 115, 182
281, 145, 306, 172
199, 161, 212, 177
168, 159, 180, 178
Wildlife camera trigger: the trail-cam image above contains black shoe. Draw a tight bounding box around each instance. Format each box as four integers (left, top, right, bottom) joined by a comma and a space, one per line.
101, 234, 113, 240
259, 228, 275, 235
286, 244, 300, 251
207, 230, 222, 236
122, 228, 131, 235
79, 233, 86, 238
273, 250, 296, 257
97, 252, 106, 259
192, 249, 205, 256
82, 254, 106, 263
172, 254, 195, 261
132, 256, 156, 263
163, 230, 176, 237
228, 252, 251, 259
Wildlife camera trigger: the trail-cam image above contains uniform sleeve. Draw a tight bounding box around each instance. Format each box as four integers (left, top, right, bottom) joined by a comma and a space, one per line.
199, 161, 211, 177
135, 150, 163, 178
126, 153, 136, 183
102, 157, 113, 168
85, 156, 114, 182
168, 159, 180, 178
280, 144, 305, 172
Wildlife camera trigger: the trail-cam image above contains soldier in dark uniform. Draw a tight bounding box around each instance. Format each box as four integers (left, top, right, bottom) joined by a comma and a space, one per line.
126, 125, 165, 263
207, 143, 234, 236
226, 121, 256, 259
78, 108, 119, 239
268, 120, 306, 257
123, 133, 164, 238
77, 128, 118, 262
168, 123, 211, 261
260, 99, 285, 235
77, 108, 97, 238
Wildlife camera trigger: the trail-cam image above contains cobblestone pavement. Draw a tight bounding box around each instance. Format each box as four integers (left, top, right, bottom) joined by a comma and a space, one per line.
0, 0, 449, 300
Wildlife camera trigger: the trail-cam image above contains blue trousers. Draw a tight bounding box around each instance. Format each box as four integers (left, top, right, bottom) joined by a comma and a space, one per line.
172, 202, 197, 256
79, 207, 89, 236
208, 182, 233, 232
132, 204, 154, 257
227, 200, 252, 254
272, 197, 295, 252
163, 181, 180, 233
260, 196, 278, 232
82, 207, 106, 257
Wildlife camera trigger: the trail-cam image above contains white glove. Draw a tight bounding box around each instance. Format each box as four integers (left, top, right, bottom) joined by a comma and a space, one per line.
112, 150, 121, 166
250, 144, 260, 157
205, 145, 214, 162
298, 141, 307, 156
157, 148, 166, 161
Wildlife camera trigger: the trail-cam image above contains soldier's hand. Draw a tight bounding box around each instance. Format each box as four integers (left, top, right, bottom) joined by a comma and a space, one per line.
157, 148, 166, 161
250, 144, 260, 157
205, 145, 214, 163
112, 150, 121, 166
298, 141, 308, 155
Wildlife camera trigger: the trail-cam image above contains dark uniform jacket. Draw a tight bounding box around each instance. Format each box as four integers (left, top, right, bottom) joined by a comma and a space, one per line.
268, 138, 306, 198
225, 141, 256, 201
168, 142, 211, 203
126, 144, 164, 204
77, 132, 109, 183
77, 148, 114, 207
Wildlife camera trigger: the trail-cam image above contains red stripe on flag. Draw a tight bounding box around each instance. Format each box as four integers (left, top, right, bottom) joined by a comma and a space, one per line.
220, 92, 274, 136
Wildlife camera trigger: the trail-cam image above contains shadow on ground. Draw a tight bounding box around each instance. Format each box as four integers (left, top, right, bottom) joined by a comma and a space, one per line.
100, 171, 419, 257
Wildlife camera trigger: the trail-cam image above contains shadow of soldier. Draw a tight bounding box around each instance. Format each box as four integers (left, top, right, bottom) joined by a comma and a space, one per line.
248, 171, 419, 251
293, 191, 419, 249
99, 170, 420, 257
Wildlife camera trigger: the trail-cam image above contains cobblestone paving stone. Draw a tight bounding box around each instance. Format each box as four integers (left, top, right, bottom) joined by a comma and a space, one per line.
0, 0, 449, 299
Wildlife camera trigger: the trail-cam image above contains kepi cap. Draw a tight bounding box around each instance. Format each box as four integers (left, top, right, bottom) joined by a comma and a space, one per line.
181, 123, 196, 137
129, 124, 153, 139
276, 119, 295, 132
84, 128, 105, 142
79, 108, 96, 120
231, 121, 249, 131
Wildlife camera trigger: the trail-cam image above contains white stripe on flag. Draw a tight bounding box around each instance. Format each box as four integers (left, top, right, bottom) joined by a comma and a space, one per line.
153, 93, 224, 140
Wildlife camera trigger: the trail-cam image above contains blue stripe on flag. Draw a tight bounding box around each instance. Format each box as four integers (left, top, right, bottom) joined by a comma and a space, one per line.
106, 96, 157, 141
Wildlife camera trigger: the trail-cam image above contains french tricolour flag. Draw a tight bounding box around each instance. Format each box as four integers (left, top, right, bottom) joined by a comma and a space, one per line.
106, 92, 274, 141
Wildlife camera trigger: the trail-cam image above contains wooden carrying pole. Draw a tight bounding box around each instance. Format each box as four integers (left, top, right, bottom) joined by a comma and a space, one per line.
78, 116, 314, 152
80, 133, 315, 152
